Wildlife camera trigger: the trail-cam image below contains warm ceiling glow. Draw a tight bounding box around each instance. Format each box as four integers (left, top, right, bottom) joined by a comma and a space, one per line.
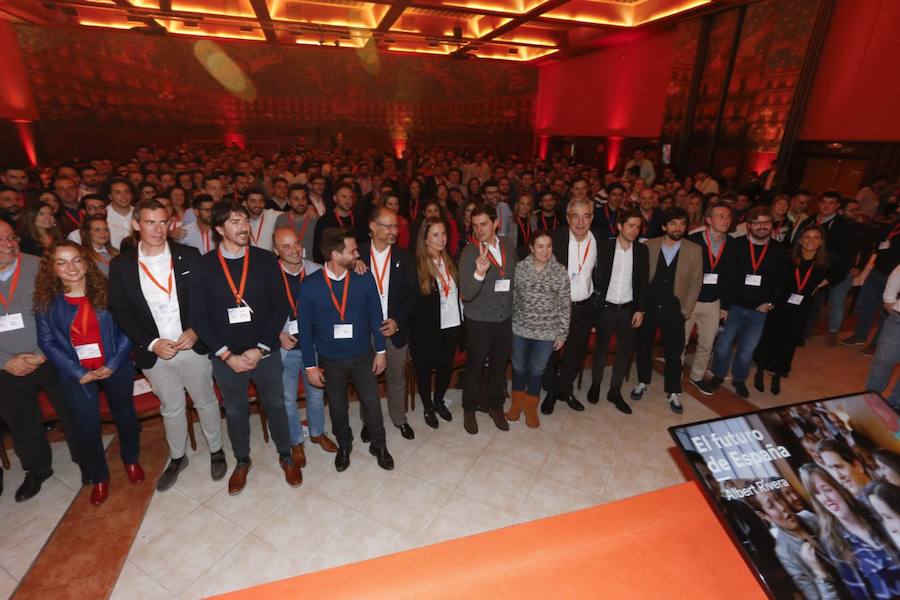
473, 47, 557, 61
545, 0, 711, 26
171, 0, 256, 18
161, 20, 267, 41
638, 0, 711, 25
387, 45, 453, 56
296, 37, 365, 48
443, 0, 547, 15
494, 35, 557, 47
130, 0, 161, 8
77, 19, 137, 30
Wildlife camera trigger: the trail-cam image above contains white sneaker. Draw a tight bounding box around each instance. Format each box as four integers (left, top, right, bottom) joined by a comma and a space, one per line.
668, 393, 684, 414
630, 383, 648, 401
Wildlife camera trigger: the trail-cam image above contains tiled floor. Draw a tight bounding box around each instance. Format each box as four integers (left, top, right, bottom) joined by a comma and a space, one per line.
1, 330, 886, 599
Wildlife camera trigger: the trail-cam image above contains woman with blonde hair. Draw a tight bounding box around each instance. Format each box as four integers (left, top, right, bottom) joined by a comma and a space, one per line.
799, 464, 900, 598
410, 218, 461, 428
34, 240, 142, 506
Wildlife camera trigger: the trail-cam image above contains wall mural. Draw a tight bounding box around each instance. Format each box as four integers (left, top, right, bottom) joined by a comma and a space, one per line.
13, 24, 537, 155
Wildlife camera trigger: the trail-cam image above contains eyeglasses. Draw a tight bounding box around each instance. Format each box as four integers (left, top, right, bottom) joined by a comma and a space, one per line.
0, 235, 20, 244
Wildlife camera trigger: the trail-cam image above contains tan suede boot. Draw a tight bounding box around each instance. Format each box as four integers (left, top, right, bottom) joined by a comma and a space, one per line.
523, 394, 541, 428
506, 390, 526, 422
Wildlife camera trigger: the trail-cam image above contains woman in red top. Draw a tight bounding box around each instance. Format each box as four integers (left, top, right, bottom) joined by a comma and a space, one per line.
34, 241, 142, 506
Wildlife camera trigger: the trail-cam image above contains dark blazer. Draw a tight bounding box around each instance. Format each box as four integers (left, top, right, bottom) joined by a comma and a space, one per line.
312, 209, 368, 263
107, 241, 208, 369
359, 241, 417, 348
36, 296, 133, 382
591, 238, 649, 314
551, 226, 570, 267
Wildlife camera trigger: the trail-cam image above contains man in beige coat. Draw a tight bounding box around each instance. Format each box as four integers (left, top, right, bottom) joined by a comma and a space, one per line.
630, 207, 702, 413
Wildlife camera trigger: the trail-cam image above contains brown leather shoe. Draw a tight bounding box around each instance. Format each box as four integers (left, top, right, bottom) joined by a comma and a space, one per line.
310, 434, 338, 453
489, 408, 509, 431
291, 444, 307, 468
228, 460, 252, 495
463, 410, 478, 435
280, 457, 303, 488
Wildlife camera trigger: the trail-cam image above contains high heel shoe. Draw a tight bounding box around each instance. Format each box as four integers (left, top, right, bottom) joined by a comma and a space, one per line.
90, 481, 109, 506
125, 463, 145, 484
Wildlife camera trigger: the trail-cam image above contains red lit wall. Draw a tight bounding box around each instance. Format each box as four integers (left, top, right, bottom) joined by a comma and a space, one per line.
535, 29, 674, 138
799, 0, 900, 141
0, 20, 38, 121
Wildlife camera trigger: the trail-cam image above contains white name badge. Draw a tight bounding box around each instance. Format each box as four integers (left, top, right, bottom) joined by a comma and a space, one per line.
494, 279, 511, 292
334, 324, 353, 339
0, 313, 25, 332
227, 306, 252, 324
703, 273, 719, 285
744, 274, 762, 287
302, 247, 307, 258
788, 293, 804, 305
288, 320, 299, 335
880, 241, 891, 250
75, 343, 102, 360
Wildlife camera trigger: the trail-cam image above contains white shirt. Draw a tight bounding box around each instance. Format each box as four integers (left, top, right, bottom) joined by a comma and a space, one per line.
106, 206, 133, 250
370, 244, 392, 321
249, 208, 281, 251
182, 221, 215, 254
567, 231, 596, 302
436, 259, 461, 329
884, 265, 900, 313
605, 239, 634, 304
67, 229, 82, 244
137, 243, 183, 350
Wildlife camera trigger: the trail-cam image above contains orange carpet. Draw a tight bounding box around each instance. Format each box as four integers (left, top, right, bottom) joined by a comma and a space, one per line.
217, 482, 766, 600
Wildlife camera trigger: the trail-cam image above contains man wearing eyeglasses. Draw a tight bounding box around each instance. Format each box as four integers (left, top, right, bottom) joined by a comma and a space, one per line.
358, 207, 417, 440
697, 206, 787, 398
0, 220, 78, 501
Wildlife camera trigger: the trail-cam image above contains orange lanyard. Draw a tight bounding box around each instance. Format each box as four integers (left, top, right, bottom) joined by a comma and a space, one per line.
603, 205, 617, 235
888, 223, 900, 241
516, 216, 531, 246
795, 265, 814, 293
335, 209, 354, 229
139, 257, 174, 298
0, 257, 21, 312
483, 240, 506, 278
410, 198, 419, 220
64, 210, 82, 228
250, 213, 265, 245
705, 229, 726, 271
541, 213, 557, 231
201, 227, 211, 253
288, 212, 311, 245
280, 266, 304, 318
749, 240, 769, 274
435, 259, 452, 297
217, 248, 249, 306
323, 270, 350, 322
95, 252, 111, 266
575, 237, 591, 274
370, 247, 391, 296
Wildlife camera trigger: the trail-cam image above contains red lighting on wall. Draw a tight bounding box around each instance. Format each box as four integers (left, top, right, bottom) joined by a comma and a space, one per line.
538, 134, 550, 160
607, 136, 624, 171
747, 150, 777, 175
224, 132, 246, 149
13, 120, 38, 167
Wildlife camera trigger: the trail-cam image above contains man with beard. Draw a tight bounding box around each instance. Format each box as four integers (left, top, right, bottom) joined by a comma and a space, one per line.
274, 184, 317, 261
629, 208, 702, 414
182, 194, 217, 254
245, 188, 281, 252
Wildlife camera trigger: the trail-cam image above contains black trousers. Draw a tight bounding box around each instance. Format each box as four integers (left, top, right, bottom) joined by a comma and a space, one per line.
462, 318, 511, 412
542, 299, 594, 396
636, 304, 686, 394
0, 361, 77, 473
319, 350, 386, 449
590, 303, 637, 393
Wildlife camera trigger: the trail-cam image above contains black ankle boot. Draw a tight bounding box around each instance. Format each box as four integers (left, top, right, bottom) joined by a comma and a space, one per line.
771, 375, 781, 396
753, 369, 765, 393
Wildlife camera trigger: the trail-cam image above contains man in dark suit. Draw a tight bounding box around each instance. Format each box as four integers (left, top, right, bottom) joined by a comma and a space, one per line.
312, 183, 368, 263
108, 198, 227, 492
358, 207, 418, 440
588, 207, 648, 414
541, 197, 597, 414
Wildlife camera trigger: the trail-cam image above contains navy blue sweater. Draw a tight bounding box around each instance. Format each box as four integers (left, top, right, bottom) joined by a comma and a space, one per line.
298, 267, 386, 367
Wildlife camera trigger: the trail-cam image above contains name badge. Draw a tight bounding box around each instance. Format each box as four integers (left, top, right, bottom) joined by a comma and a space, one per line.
302, 247, 307, 258
703, 273, 719, 285
334, 324, 353, 339
75, 343, 102, 360
288, 320, 299, 335
0, 313, 25, 332
494, 279, 511, 292
227, 306, 252, 324
788, 293, 804, 305
880, 241, 891, 250
744, 274, 762, 287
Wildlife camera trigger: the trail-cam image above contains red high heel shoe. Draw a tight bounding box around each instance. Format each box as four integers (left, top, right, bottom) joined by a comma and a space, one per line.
90, 481, 109, 506
125, 463, 145, 484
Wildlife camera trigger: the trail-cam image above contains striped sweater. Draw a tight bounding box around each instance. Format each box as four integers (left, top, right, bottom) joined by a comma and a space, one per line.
512, 255, 571, 342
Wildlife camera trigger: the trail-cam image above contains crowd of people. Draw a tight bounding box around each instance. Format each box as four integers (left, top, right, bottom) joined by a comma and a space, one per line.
0, 143, 898, 511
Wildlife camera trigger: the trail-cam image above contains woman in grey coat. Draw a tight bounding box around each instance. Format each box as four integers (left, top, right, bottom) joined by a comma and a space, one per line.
507, 230, 570, 428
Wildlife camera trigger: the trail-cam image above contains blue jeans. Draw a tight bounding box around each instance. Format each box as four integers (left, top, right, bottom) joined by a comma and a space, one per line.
711, 305, 767, 383
511, 334, 555, 395
866, 311, 900, 409
854, 270, 888, 339
280, 347, 325, 446
828, 273, 855, 333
